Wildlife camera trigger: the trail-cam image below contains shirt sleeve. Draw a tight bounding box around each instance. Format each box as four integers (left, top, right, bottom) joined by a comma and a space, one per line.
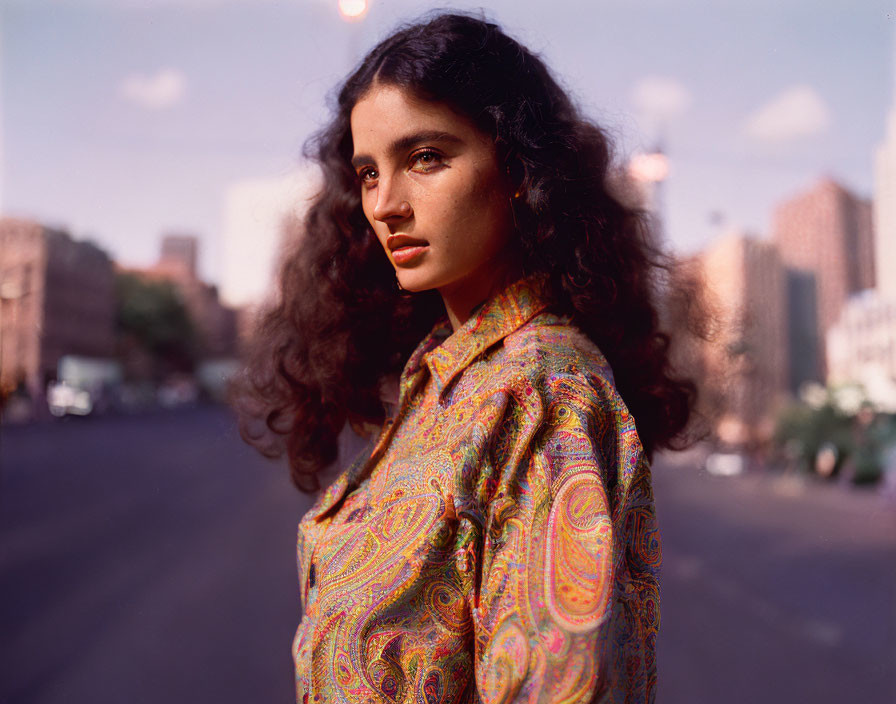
472, 373, 659, 703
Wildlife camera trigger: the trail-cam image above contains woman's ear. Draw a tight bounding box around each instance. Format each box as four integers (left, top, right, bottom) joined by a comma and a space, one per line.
504, 155, 525, 199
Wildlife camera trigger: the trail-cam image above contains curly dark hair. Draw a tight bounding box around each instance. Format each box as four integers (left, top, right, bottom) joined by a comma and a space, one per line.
234, 11, 700, 492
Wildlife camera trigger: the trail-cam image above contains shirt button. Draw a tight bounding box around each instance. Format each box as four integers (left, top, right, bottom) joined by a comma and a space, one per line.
308, 562, 316, 589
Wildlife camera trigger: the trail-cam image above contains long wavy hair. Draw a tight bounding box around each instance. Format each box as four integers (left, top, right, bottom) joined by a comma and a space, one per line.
235, 12, 701, 492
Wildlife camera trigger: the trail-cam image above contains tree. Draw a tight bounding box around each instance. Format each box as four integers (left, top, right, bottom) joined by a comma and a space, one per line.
115, 273, 197, 380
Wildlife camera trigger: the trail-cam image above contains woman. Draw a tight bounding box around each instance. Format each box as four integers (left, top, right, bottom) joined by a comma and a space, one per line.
237, 11, 697, 703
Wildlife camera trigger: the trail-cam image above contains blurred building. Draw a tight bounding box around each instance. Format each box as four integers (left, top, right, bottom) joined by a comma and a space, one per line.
124, 234, 238, 359
0, 218, 116, 399
827, 291, 896, 412
220, 166, 319, 308
785, 269, 820, 393
157, 234, 198, 280
772, 178, 875, 375
697, 231, 788, 445
874, 101, 896, 300
663, 253, 709, 396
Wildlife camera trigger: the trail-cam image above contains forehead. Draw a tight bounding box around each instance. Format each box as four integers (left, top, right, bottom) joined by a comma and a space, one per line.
350, 84, 489, 152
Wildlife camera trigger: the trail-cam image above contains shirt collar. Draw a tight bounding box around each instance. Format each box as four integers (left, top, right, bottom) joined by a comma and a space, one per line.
417, 274, 552, 398
309, 274, 552, 523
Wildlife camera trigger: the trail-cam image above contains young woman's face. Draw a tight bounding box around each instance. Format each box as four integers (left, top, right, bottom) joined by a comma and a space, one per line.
350, 83, 516, 303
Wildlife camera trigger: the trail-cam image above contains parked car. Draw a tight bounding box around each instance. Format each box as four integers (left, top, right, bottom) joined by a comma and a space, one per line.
47, 381, 93, 417
704, 450, 746, 477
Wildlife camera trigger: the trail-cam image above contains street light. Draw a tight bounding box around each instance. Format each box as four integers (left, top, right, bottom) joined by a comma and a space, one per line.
338, 0, 368, 21
628, 151, 669, 185
628, 149, 669, 242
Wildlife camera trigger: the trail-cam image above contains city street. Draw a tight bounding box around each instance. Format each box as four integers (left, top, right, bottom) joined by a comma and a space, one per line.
654, 451, 896, 703
1, 406, 894, 703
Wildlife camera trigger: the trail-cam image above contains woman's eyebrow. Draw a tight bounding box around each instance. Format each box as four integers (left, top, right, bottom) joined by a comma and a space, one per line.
351, 130, 461, 169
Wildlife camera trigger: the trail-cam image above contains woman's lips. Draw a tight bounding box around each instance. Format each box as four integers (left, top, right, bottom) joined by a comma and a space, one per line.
391, 244, 428, 265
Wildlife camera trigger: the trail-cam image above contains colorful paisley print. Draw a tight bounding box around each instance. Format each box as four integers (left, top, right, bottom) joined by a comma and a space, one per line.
292, 275, 661, 703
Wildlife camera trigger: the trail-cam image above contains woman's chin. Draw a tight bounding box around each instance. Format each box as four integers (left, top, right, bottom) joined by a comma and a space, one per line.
396, 272, 436, 293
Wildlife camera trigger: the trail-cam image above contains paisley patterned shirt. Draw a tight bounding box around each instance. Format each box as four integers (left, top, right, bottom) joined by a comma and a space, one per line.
292, 275, 661, 703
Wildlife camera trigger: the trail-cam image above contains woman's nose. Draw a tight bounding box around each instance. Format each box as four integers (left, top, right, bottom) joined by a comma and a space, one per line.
372, 178, 413, 223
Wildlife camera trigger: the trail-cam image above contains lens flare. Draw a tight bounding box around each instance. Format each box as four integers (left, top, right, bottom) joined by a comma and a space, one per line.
338, 0, 368, 20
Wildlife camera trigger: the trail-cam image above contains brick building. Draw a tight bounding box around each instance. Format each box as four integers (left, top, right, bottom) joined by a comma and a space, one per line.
0, 218, 116, 399
697, 231, 789, 445
772, 178, 875, 377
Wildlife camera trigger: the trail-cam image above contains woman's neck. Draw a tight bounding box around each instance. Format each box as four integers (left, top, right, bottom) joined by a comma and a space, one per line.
438, 251, 524, 331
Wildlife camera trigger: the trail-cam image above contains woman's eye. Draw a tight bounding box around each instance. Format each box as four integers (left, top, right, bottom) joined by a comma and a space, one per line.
410, 150, 443, 173
358, 167, 378, 186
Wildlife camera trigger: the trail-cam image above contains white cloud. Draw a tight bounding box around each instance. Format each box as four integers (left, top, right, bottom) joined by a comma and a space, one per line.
120, 68, 187, 110
630, 76, 692, 121
744, 85, 831, 142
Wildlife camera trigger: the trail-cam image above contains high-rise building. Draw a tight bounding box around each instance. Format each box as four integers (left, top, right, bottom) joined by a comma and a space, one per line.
220, 166, 320, 308
785, 268, 820, 392
0, 218, 116, 400
158, 234, 198, 279
772, 178, 875, 374
696, 231, 788, 445
874, 102, 896, 300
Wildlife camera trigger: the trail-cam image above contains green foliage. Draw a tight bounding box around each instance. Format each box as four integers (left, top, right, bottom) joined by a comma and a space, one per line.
851, 413, 896, 485
775, 400, 852, 475
775, 389, 896, 485
115, 273, 197, 375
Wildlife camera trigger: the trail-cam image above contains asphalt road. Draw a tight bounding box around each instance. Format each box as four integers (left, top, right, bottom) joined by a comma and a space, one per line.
653, 451, 896, 703
1, 406, 311, 703
1, 406, 894, 703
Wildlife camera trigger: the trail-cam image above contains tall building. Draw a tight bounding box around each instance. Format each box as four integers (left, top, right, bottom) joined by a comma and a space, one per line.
874, 102, 896, 300
0, 218, 116, 399
772, 178, 875, 374
785, 268, 820, 391
158, 234, 199, 279
220, 167, 319, 308
697, 231, 788, 445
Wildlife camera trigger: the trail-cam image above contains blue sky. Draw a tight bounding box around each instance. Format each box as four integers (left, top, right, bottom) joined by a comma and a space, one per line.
2, 0, 894, 282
